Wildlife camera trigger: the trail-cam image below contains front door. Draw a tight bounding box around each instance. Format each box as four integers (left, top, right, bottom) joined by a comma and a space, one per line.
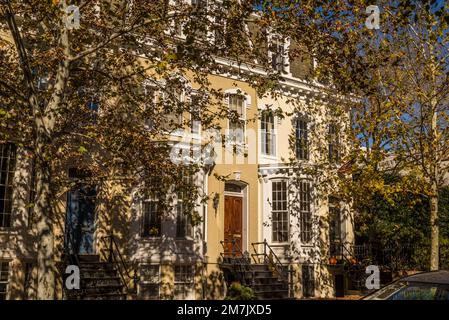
224, 195, 243, 254
65, 185, 96, 255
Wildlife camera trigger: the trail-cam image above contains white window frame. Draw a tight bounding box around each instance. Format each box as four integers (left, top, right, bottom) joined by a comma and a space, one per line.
260, 109, 277, 157
224, 89, 251, 147
140, 198, 162, 239
189, 91, 202, 138
268, 33, 291, 75
175, 191, 194, 240
174, 264, 195, 299
295, 116, 310, 161
271, 179, 289, 244
299, 180, 313, 245
139, 264, 160, 300
0, 143, 16, 229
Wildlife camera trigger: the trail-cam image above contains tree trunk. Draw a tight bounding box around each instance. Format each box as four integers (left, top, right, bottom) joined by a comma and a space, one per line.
35, 158, 55, 299
430, 181, 439, 271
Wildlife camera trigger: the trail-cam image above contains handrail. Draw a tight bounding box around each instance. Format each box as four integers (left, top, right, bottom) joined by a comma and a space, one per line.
101, 233, 137, 296
251, 239, 288, 283
220, 239, 254, 286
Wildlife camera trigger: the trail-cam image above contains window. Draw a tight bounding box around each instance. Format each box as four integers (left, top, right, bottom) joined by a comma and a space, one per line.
299, 180, 312, 244
176, 193, 193, 239
174, 265, 194, 299
139, 265, 160, 300
162, 90, 184, 132
192, 0, 207, 12
271, 38, 286, 72
329, 197, 342, 256
141, 200, 162, 237
272, 180, 288, 243
190, 95, 201, 135
0, 261, 9, 300
0, 143, 16, 228
328, 124, 340, 163
295, 119, 309, 160
228, 94, 245, 144
302, 265, 315, 298
143, 84, 158, 130
37, 76, 49, 91
261, 111, 276, 156
214, 15, 225, 46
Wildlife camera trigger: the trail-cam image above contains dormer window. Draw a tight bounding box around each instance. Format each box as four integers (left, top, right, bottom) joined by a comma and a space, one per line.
270, 36, 290, 74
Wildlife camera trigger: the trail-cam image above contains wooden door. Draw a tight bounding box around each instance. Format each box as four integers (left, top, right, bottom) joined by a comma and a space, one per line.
224, 196, 243, 255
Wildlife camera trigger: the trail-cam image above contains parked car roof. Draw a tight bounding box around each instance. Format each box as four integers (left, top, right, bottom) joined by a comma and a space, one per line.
401, 270, 449, 285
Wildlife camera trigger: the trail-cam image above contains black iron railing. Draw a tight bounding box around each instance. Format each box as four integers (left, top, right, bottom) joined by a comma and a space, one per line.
251, 240, 289, 281
220, 239, 254, 287
251, 239, 293, 297
101, 233, 138, 296
329, 242, 449, 271
62, 226, 81, 300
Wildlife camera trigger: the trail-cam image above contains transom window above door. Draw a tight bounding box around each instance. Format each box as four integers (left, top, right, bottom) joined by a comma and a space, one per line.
224, 182, 244, 194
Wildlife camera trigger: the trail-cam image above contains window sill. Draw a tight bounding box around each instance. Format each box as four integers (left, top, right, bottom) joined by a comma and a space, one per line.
0, 228, 16, 235
260, 153, 277, 160
139, 236, 162, 241
270, 242, 290, 246
175, 237, 195, 241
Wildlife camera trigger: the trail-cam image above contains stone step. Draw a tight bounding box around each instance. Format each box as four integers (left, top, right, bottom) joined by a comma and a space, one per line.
78, 255, 101, 263
81, 277, 122, 287
249, 277, 285, 285
252, 283, 289, 292
79, 269, 120, 278
78, 262, 116, 270
254, 289, 289, 300
70, 285, 124, 295
71, 292, 127, 300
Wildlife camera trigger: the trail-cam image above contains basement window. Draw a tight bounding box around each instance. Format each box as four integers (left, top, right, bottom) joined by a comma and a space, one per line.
139, 265, 160, 300
302, 265, 315, 298
174, 265, 194, 300
0, 261, 9, 300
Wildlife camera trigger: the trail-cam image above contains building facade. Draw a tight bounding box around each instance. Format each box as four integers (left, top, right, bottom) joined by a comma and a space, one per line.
0, 2, 355, 300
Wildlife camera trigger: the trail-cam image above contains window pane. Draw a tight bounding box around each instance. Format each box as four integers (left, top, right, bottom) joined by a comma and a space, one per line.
300, 181, 312, 243
174, 265, 194, 299
0, 261, 9, 300
261, 112, 275, 156
142, 201, 161, 237
0, 144, 16, 228
302, 265, 315, 297
296, 120, 309, 160
328, 124, 340, 163
272, 181, 288, 243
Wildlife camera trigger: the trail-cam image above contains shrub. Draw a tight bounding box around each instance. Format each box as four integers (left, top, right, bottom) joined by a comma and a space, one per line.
224, 282, 255, 300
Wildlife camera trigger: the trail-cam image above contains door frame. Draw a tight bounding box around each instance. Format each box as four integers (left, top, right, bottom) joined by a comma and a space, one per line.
223, 181, 248, 252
